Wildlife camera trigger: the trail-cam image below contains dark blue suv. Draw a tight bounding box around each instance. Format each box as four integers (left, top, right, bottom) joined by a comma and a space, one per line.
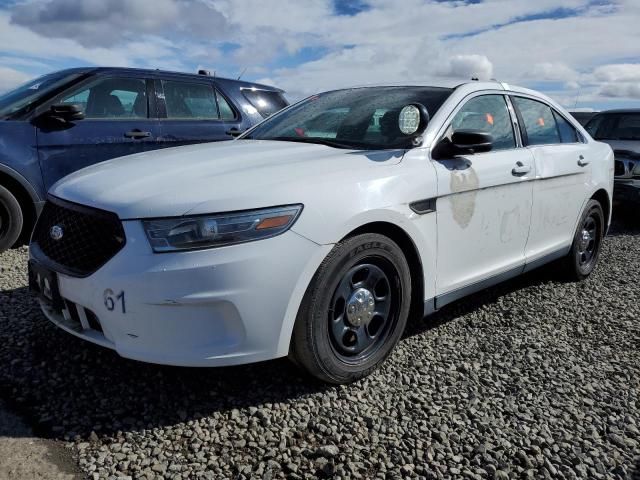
0, 67, 288, 251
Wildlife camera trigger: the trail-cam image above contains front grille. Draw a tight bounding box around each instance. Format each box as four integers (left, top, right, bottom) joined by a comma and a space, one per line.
32, 196, 126, 277
614, 160, 625, 176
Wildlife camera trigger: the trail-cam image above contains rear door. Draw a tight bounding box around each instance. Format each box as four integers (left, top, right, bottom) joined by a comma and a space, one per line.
36, 73, 160, 190
511, 96, 592, 265
155, 78, 243, 148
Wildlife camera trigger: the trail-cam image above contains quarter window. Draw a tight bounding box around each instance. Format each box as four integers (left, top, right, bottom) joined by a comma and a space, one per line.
450, 95, 516, 150
215, 90, 236, 120
553, 111, 579, 143
513, 97, 560, 146
58, 77, 148, 119
163, 81, 218, 119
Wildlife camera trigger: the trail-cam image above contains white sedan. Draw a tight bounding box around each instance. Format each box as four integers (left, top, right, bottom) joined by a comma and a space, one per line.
29, 81, 614, 383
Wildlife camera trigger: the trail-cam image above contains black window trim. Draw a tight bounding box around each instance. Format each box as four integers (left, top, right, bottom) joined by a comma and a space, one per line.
38, 73, 155, 121
433, 91, 521, 157
509, 94, 587, 147
213, 86, 240, 121
155, 78, 240, 122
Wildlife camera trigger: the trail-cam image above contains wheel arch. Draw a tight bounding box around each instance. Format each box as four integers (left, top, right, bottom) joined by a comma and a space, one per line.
0, 166, 40, 244
590, 188, 611, 232
341, 221, 425, 324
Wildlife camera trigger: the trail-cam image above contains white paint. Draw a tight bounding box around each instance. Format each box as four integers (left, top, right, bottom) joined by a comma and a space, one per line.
38, 81, 613, 367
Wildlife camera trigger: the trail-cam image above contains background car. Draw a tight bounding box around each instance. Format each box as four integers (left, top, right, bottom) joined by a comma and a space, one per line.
29, 81, 613, 384
585, 109, 640, 205
569, 109, 599, 126
0, 67, 288, 252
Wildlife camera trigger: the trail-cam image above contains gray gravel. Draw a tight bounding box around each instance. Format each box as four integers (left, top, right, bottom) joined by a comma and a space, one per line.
0, 207, 639, 480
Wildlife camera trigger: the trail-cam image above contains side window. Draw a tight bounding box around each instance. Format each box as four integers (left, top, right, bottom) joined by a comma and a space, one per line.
513, 97, 560, 145
302, 108, 348, 138
553, 111, 579, 143
215, 90, 236, 121
162, 81, 218, 119
59, 77, 147, 119
450, 95, 515, 150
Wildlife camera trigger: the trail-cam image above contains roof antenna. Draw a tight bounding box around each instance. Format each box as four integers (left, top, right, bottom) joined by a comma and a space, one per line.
573, 87, 582, 109
237, 67, 247, 80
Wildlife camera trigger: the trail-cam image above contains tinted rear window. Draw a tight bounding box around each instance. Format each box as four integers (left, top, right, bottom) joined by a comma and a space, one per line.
586, 113, 640, 141
242, 89, 288, 118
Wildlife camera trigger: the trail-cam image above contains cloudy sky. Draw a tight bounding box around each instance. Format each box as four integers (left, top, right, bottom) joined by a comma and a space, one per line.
0, 0, 639, 109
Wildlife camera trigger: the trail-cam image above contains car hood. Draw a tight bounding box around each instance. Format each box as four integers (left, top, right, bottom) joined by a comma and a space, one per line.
51, 140, 405, 219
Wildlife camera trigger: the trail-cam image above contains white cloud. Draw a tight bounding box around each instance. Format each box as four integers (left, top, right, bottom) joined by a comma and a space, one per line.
599, 83, 640, 99
593, 63, 640, 82
437, 55, 494, 80
527, 62, 579, 82
0, 0, 639, 108
0, 66, 31, 92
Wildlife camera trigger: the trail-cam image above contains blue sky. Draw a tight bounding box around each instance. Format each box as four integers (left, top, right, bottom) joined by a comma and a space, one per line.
0, 0, 639, 110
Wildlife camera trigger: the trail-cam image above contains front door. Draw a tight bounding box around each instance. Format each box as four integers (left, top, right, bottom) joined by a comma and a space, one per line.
36, 75, 160, 190
431, 94, 535, 306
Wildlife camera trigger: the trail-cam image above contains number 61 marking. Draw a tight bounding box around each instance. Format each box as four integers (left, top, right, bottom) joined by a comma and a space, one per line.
104, 289, 126, 313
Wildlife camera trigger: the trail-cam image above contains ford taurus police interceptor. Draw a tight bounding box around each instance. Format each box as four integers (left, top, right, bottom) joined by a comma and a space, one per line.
29, 81, 614, 384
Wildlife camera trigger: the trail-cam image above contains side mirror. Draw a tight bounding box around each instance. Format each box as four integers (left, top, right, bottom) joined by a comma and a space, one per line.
451, 130, 493, 154
48, 104, 85, 122
433, 129, 493, 159
398, 103, 430, 145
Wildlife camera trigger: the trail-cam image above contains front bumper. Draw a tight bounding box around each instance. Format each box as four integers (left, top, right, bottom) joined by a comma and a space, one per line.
31, 221, 331, 367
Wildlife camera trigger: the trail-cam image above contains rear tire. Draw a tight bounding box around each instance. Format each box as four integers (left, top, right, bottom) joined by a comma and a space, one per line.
291, 233, 411, 384
0, 185, 23, 253
562, 199, 604, 281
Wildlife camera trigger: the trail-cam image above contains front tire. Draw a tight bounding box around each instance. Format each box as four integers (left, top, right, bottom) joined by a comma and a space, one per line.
0, 185, 23, 253
291, 233, 412, 384
563, 199, 604, 281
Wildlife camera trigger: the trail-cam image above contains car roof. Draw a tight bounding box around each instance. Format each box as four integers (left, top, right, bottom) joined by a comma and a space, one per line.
318, 80, 543, 97
591, 109, 640, 114
52, 66, 284, 93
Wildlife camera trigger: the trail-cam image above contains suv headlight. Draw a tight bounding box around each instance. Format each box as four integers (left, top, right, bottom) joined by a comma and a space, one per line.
143, 205, 303, 252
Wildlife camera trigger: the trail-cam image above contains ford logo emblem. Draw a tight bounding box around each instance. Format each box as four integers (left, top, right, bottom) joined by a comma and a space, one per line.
49, 225, 64, 241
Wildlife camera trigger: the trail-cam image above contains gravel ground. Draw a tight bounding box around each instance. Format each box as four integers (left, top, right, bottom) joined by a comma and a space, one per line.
0, 208, 639, 480
0, 399, 80, 479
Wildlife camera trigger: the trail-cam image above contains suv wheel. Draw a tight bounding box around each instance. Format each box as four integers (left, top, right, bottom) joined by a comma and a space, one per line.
291, 233, 411, 384
0, 185, 23, 252
563, 199, 604, 281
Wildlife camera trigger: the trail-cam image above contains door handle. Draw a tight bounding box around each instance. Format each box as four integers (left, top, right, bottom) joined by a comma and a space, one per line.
512, 162, 531, 176
225, 127, 244, 137
124, 129, 152, 139
578, 155, 589, 167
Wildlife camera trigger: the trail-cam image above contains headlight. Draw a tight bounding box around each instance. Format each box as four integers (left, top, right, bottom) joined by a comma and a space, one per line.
143, 204, 303, 252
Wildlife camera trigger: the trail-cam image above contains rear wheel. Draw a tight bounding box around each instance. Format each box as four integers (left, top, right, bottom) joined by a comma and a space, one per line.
563, 199, 604, 281
291, 233, 411, 384
0, 185, 23, 253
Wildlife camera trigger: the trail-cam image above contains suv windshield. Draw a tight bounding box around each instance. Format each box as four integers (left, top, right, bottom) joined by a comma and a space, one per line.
586, 112, 640, 141
0, 71, 82, 118
243, 86, 453, 150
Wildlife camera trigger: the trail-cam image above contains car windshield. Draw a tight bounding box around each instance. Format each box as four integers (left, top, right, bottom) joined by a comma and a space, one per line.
0, 71, 82, 118
586, 112, 640, 141
242, 86, 453, 150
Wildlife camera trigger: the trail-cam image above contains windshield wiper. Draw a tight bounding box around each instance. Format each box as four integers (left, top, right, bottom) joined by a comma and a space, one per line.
267, 136, 369, 150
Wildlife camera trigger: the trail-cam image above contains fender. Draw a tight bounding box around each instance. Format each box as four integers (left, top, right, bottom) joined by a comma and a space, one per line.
0, 163, 42, 205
